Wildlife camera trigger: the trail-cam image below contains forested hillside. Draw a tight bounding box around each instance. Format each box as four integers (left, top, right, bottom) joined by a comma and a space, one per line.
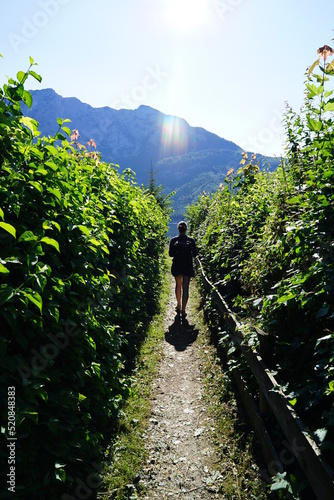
187, 44, 334, 494
0, 57, 169, 499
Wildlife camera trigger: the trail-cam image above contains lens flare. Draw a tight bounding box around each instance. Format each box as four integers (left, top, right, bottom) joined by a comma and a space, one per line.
160, 115, 189, 155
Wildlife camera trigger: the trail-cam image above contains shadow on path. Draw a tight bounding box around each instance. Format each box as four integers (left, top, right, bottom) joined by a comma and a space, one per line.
164, 315, 199, 351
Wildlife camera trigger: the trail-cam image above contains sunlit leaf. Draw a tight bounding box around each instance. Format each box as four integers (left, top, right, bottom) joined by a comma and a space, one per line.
47, 187, 62, 201
21, 116, 39, 134
29, 181, 43, 193
306, 115, 323, 131
18, 230, 38, 242
24, 291, 43, 313
29, 70, 42, 82
40, 236, 60, 252
17, 70, 27, 83
62, 126, 71, 136
0, 222, 16, 238
308, 59, 319, 76
0, 263, 9, 274
323, 101, 334, 112
77, 225, 90, 236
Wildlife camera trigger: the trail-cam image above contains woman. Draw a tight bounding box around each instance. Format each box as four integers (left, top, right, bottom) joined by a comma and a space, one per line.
169, 221, 198, 318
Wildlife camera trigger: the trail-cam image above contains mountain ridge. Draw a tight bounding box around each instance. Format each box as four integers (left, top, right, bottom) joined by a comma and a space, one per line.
23, 89, 280, 219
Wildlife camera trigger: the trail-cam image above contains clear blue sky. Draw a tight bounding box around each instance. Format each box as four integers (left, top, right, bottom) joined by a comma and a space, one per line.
1, 0, 334, 157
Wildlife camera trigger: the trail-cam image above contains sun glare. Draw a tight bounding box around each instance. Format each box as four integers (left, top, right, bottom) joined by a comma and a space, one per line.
164, 0, 211, 35
160, 116, 189, 155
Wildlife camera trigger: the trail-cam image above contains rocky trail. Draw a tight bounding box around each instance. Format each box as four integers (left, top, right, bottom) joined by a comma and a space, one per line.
133, 276, 267, 499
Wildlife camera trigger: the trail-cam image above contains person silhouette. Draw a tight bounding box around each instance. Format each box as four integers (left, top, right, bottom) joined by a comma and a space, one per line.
169, 221, 198, 319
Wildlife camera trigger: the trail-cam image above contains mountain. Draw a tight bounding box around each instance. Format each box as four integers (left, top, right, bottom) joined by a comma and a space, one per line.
24, 89, 280, 220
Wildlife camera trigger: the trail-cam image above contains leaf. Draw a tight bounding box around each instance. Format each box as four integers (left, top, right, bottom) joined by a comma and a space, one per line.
316, 303, 330, 319
306, 115, 323, 132
78, 393, 87, 402
62, 126, 71, 136
29, 181, 43, 193
55, 462, 66, 468
0, 208, 4, 220
55, 132, 66, 141
29, 70, 42, 83
22, 89, 33, 108
25, 291, 43, 313
306, 83, 324, 97
45, 160, 59, 171
40, 237, 60, 252
0, 286, 15, 306
277, 292, 295, 303
47, 187, 62, 201
314, 428, 327, 444
18, 230, 38, 242
17, 70, 27, 84
91, 362, 101, 378
316, 334, 332, 347
270, 472, 290, 492
0, 263, 9, 274
21, 116, 39, 135
36, 168, 48, 176
323, 101, 334, 112
43, 220, 61, 232
77, 225, 90, 236
25, 411, 38, 424
286, 195, 303, 205
289, 397, 297, 406
55, 466, 66, 483
45, 145, 58, 156
323, 60, 334, 76
30, 145, 44, 159
0, 221, 16, 238
308, 59, 319, 76
326, 380, 334, 395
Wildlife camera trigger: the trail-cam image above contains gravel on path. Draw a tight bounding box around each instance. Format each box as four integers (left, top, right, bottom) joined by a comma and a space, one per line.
140, 278, 225, 499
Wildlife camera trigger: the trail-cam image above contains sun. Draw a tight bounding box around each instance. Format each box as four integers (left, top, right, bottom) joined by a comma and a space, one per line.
163, 0, 211, 36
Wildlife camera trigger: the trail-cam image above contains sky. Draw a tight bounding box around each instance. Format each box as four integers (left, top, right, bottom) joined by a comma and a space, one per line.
1, 0, 334, 158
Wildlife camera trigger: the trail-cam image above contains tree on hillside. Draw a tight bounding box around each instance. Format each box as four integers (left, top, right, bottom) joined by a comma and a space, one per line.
148, 159, 174, 216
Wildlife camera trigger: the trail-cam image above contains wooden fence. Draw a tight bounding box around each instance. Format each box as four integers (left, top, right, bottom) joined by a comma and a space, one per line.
196, 257, 334, 500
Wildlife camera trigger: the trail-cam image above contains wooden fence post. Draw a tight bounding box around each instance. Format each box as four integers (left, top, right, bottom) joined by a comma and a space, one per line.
256, 327, 275, 416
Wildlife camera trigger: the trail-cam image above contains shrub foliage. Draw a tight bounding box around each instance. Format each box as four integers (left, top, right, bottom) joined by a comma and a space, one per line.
188, 44, 334, 472
0, 57, 168, 498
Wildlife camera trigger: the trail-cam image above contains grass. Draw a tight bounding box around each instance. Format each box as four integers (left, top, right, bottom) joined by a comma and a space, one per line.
98, 257, 172, 499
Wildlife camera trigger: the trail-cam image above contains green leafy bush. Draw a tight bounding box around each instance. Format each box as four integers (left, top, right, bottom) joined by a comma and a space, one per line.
0, 57, 168, 498
188, 43, 334, 471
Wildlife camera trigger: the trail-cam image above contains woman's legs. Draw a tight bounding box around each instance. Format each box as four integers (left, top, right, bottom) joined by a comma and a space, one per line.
182, 276, 191, 315
175, 275, 182, 311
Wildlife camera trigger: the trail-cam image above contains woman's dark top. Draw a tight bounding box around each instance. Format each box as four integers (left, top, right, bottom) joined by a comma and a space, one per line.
169, 234, 198, 277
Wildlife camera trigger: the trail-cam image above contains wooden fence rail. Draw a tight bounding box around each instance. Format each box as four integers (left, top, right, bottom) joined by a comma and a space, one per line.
196, 257, 334, 500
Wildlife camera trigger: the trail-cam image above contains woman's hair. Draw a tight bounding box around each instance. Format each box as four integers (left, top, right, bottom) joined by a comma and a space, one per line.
177, 221, 187, 233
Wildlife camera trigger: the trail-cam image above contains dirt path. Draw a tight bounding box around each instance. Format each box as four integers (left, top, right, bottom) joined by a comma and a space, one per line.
139, 277, 225, 499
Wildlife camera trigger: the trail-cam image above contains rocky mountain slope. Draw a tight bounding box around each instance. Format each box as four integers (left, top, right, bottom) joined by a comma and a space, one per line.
24, 89, 280, 219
